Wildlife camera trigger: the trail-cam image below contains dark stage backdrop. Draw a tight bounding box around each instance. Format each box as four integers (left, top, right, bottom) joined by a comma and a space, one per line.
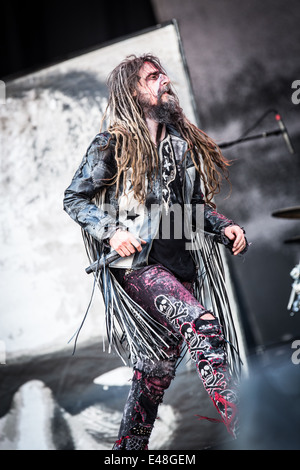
0, 22, 246, 451
1, 0, 157, 79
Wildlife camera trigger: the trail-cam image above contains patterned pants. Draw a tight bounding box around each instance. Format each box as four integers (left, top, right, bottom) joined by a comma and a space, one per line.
113, 265, 238, 450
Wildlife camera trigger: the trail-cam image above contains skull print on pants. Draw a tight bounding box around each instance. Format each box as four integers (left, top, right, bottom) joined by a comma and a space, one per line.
113, 264, 239, 450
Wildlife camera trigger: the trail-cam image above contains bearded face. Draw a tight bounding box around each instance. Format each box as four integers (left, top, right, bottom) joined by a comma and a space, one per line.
138, 88, 183, 125
135, 61, 184, 125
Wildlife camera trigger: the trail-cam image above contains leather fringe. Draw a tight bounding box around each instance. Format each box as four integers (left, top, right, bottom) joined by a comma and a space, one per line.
71, 229, 242, 380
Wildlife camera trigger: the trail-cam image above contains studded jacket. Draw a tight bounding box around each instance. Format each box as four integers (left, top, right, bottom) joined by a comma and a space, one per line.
63, 125, 247, 372
63, 126, 238, 270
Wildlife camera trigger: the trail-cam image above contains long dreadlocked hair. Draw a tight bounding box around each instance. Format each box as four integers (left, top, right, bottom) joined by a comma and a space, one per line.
100, 54, 231, 207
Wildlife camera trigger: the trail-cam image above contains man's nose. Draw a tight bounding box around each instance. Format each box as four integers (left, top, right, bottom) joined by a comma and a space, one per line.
159, 73, 170, 86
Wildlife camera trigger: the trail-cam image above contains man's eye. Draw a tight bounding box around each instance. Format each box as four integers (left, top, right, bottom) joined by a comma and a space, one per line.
148, 73, 159, 81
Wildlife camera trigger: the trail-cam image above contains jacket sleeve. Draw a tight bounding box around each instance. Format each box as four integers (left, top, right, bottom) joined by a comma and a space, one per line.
204, 204, 235, 237
63, 133, 122, 243
191, 171, 235, 236
191, 172, 250, 254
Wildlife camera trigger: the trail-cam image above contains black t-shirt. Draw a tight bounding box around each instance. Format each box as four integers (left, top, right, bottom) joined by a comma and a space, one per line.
148, 135, 196, 282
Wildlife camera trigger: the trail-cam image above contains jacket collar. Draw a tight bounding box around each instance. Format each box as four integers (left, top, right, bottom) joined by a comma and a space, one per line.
166, 124, 182, 138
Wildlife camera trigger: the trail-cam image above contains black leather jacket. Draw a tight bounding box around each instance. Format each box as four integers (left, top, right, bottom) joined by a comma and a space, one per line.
63, 126, 236, 269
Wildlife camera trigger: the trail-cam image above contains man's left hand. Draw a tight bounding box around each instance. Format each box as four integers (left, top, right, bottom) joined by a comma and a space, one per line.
224, 225, 247, 255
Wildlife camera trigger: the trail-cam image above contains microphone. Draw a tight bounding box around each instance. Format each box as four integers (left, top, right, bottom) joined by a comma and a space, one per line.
85, 250, 120, 274
274, 112, 295, 154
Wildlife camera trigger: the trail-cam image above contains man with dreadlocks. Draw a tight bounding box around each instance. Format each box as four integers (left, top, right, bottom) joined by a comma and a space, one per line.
63, 54, 248, 450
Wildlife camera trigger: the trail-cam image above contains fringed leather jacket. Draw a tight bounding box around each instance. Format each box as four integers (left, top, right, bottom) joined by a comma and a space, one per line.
63, 126, 246, 374
63, 126, 237, 268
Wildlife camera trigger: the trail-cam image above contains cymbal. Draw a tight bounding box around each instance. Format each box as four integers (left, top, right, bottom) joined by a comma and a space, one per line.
284, 235, 300, 244
272, 206, 300, 219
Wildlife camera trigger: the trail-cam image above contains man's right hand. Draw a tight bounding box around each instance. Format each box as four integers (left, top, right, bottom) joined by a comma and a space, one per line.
109, 229, 147, 257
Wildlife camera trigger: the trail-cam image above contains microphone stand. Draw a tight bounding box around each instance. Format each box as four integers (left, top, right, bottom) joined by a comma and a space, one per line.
218, 108, 295, 153
218, 129, 282, 149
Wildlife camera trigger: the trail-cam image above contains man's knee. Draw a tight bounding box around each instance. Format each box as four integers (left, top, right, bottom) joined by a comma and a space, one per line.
133, 358, 177, 397
145, 374, 173, 395
194, 312, 221, 334
199, 312, 215, 320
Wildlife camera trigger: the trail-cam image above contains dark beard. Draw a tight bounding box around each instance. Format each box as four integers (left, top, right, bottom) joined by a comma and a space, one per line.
138, 89, 184, 125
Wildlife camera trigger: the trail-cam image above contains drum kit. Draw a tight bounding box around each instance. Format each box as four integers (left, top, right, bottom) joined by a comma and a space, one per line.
272, 206, 300, 316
